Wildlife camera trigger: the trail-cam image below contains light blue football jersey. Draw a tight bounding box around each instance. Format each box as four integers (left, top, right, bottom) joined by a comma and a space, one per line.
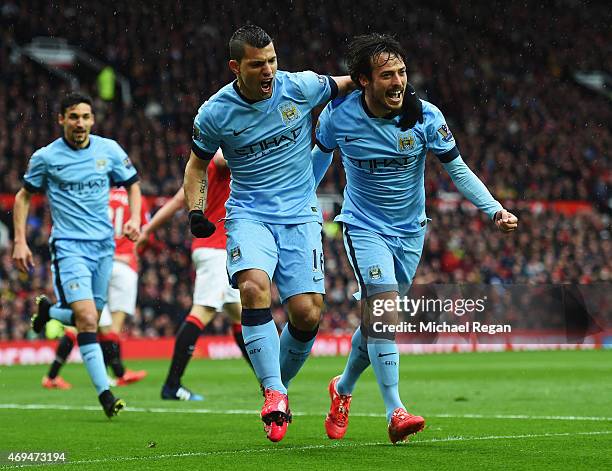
316, 91, 459, 236
192, 70, 336, 224
23, 135, 138, 241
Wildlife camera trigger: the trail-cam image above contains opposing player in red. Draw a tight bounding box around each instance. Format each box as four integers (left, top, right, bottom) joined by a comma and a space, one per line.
137, 149, 250, 401
42, 187, 149, 389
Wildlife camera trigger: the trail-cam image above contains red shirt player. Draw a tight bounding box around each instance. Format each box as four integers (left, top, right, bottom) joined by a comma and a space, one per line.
137, 150, 250, 401
97, 187, 149, 385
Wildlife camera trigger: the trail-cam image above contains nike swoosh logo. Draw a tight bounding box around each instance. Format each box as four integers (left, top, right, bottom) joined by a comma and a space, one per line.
233, 125, 256, 136
344, 136, 361, 142
288, 349, 307, 356
54, 166, 66, 171
410, 91, 415, 95
313, 276, 324, 282
244, 336, 265, 347
377, 352, 397, 358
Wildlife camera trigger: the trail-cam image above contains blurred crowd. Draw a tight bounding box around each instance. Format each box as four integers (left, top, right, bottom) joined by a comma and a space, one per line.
1, 203, 609, 340
0, 0, 610, 339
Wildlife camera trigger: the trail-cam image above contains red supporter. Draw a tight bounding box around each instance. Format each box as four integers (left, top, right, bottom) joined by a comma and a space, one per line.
109, 187, 150, 271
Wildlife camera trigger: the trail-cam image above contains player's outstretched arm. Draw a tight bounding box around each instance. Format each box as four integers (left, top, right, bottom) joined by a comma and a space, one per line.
136, 187, 185, 250
183, 150, 216, 238
442, 155, 518, 232
330, 76, 357, 97
12, 188, 34, 272
123, 181, 142, 241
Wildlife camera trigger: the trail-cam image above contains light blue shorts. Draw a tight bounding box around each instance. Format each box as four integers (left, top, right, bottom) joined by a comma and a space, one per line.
342, 223, 426, 300
225, 219, 325, 303
49, 238, 115, 310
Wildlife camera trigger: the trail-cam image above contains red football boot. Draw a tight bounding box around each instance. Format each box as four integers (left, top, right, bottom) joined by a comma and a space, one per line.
116, 369, 147, 386
41, 375, 72, 390
261, 388, 291, 442
325, 375, 352, 439
388, 408, 425, 444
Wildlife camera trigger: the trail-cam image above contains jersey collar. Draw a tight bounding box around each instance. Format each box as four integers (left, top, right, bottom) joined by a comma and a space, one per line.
62, 136, 91, 151
232, 79, 276, 106
360, 93, 400, 121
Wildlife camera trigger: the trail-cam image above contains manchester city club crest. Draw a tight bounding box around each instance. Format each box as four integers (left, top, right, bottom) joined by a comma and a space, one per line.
278, 102, 301, 127
368, 265, 383, 280
230, 246, 242, 263
397, 130, 416, 153
96, 159, 107, 172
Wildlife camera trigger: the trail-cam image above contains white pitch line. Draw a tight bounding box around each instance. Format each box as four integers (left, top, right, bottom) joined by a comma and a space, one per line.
1, 431, 611, 469
0, 403, 611, 422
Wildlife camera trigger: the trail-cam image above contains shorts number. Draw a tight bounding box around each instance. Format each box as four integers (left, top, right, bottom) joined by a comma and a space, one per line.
312, 249, 324, 273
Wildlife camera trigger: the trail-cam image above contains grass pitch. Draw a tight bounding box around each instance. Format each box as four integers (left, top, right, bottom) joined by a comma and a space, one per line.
0, 350, 611, 470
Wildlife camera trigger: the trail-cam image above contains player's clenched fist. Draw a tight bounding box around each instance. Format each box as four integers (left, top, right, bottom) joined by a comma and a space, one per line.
122, 219, 141, 242
189, 210, 216, 238
494, 209, 518, 233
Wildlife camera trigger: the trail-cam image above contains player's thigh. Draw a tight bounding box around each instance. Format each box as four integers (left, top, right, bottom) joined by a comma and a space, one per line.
106, 261, 138, 316
91, 241, 115, 311
223, 284, 241, 313
342, 224, 398, 299
50, 239, 95, 306
394, 230, 426, 293
273, 221, 325, 304
98, 304, 112, 328
192, 247, 230, 312
225, 219, 278, 290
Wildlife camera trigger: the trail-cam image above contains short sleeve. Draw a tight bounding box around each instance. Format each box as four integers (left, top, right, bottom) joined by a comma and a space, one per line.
192, 102, 220, 160
314, 103, 336, 152
293, 71, 334, 108
425, 104, 460, 163
109, 141, 139, 186
23, 151, 47, 193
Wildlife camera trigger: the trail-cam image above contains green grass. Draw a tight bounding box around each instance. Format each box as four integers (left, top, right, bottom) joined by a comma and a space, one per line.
0, 350, 611, 470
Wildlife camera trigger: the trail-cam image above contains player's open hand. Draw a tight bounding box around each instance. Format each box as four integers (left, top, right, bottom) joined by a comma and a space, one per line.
12, 241, 34, 272
122, 219, 141, 242
494, 209, 518, 233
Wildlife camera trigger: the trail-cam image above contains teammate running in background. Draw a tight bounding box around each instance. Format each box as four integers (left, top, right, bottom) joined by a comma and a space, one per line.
313, 34, 518, 443
42, 187, 149, 389
137, 150, 250, 401
13, 92, 141, 417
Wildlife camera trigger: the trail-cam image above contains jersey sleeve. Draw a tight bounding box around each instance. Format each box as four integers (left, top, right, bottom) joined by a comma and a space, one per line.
22, 150, 47, 193
293, 71, 335, 108
109, 141, 139, 186
314, 102, 336, 152
192, 102, 220, 160
424, 103, 460, 163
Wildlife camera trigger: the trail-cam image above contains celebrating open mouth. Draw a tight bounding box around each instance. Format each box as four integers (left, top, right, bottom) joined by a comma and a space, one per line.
261, 78, 273, 95
386, 89, 403, 105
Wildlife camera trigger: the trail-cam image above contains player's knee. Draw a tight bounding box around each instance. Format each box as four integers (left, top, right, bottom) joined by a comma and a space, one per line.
238, 279, 270, 307
76, 313, 98, 332
288, 294, 323, 331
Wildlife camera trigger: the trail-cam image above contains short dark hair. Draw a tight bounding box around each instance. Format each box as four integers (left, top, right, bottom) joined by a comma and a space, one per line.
346, 34, 407, 88
60, 92, 94, 115
229, 25, 273, 61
